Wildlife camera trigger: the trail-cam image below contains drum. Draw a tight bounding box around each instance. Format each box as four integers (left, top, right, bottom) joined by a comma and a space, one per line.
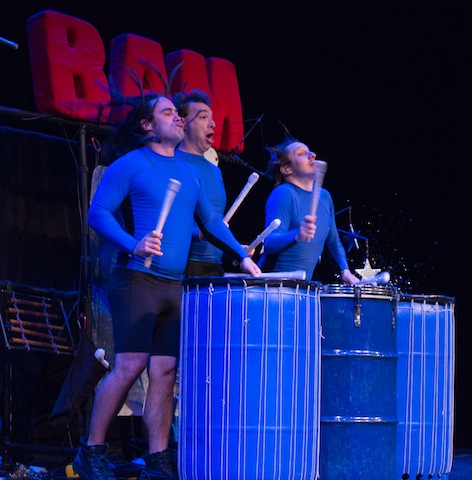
396, 294, 455, 479
179, 276, 321, 479
320, 284, 398, 480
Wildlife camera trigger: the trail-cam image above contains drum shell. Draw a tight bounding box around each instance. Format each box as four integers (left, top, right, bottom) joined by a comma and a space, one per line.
396, 294, 455, 479
320, 285, 398, 480
179, 277, 321, 480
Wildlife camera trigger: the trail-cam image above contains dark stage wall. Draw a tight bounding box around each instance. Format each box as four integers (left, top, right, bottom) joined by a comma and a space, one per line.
0, 0, 469, 450
0, 126, 83, 290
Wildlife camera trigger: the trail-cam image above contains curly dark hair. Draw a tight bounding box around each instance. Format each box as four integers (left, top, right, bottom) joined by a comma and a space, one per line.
100, 93, 165, 164
98, 61, 184, 165
171, 88, 212, 118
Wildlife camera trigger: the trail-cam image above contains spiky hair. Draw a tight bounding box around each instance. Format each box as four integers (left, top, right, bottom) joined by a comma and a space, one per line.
264, 121, 299, 185
171, 88, 212, 118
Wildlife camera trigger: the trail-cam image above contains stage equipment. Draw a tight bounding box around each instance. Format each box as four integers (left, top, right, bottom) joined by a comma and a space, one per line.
319, 284, 398, 480
396, 294, 455, 479
179, 276, 321, 479
0, 281, 79, 469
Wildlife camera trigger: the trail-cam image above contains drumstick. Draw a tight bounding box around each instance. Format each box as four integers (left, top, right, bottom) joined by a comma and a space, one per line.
144, 178, 182, 268
223, 172, 259, 223
310, 160, 328, 217
246, 218, 281, 252
231, 218, 281, 267
94, 348, 110, 369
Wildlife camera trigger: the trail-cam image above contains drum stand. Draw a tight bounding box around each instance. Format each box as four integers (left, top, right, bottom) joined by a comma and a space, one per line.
0, 281, 79, 471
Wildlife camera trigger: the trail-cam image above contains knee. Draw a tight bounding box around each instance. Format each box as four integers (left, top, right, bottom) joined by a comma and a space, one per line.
113, 356, 147, 385
148, 358, 177, 385
157, 365, 176, 387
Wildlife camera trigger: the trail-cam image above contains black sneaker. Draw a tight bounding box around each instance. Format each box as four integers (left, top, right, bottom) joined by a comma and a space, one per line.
139, 449, 177, 480
72, 437, 115, 480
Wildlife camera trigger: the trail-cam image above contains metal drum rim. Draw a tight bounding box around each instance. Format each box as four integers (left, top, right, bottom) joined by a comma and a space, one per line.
320, 283, 397, 297
398, 291, 455, 303
183, 275, 320, 290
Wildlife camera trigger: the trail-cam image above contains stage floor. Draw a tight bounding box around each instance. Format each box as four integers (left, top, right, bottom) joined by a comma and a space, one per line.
2, 450, 472, 479
449, 451, 472, 479
2, 455, 472, 480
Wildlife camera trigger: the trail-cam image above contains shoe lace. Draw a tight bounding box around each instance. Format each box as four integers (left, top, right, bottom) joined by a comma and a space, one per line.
157, 450, 174, 474
93, 454, 113, 476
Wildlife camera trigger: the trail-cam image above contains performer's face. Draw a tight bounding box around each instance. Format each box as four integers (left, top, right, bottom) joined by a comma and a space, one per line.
183, 101, 216, 154
147, 96, 185, 144
284, 142, 317, 179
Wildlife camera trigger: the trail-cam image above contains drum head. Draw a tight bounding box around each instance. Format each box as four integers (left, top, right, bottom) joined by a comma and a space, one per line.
183, 275, 316, 291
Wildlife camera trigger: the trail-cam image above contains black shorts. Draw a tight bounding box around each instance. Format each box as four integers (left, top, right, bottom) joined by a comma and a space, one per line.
107, 268, 182, 357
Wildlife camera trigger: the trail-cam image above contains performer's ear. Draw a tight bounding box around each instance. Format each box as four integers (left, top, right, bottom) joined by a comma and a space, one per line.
140, 118, 152, 132
280, 165, 292, 176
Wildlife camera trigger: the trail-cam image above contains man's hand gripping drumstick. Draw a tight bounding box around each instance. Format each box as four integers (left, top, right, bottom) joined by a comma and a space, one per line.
140, 178, 181, 268
296, 160, 328, 243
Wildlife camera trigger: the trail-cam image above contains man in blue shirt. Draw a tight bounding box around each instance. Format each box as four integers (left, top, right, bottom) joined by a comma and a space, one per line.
259, 138, 358, 284
172, 89, 227, 276
73, 93, 260, 480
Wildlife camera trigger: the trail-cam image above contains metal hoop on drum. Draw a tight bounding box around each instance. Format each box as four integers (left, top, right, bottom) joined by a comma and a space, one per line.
319, 283, 398, 480
179, 275, 321, 479
396, 293, 455, 479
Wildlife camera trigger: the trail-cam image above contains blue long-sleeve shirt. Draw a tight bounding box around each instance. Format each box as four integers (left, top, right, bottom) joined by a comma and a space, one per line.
258, 182, 348, 280
174, 150, 226, 264
88, 146, 247, 280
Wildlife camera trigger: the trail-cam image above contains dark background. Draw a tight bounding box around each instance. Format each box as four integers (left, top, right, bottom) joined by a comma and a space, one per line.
0, 0, 469, 450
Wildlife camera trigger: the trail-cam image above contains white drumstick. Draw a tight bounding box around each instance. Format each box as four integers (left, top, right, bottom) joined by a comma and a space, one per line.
225, 271, 307, 280
223, 172, 259, 223
144, 178, 181, 268
246, 218, 281, 252
94, 348, 110, 369
310, 160, 328, 217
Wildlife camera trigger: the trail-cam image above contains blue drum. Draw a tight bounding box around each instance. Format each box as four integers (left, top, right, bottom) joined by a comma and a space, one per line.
320, 284, 398, 480
179, 276, 321, 480
396, 294, 455, 479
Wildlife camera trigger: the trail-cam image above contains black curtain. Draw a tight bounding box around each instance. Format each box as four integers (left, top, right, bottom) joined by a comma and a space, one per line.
0, 125, 87, 291
0, 125, 92, 464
